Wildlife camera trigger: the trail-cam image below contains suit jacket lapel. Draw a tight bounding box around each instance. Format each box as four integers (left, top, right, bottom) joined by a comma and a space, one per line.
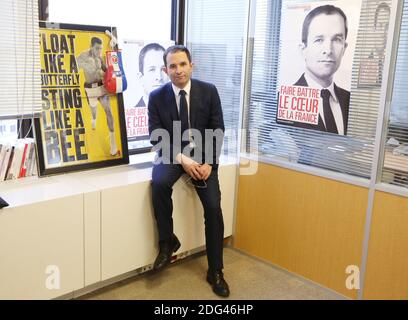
189, 80, 198, 128
334, 84, 348, 134
164, 83, 179, 122
295, 73, 308, 86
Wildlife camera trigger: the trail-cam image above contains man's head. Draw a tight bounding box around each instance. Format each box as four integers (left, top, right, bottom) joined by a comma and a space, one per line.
299, 5, 348, 87
139, 43, 168, 95
374, 3, 390, 56
90, 37, 103, 57
163, 45, 193, 89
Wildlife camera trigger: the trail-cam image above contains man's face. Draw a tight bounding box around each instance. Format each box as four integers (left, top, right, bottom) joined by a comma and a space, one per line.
301, 13, 348, 86
141, 49, 168, 95
91, 43, 103, 57
164, 51, 193, 89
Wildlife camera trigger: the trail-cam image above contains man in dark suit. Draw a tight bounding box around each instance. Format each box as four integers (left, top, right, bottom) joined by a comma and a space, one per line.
148, 45, 229, 297
293, 5, 350, 135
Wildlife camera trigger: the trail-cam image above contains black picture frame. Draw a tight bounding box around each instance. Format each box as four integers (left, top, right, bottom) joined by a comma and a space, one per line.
35, 22, 129, 176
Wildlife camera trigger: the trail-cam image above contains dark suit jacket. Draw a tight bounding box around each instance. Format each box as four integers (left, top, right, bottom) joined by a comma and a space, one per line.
135, 96, 146, 108
288, 74, 350, 135
148, 79, 225, 165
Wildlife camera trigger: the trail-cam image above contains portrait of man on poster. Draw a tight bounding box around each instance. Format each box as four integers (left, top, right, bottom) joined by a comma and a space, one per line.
293, 4, 350, 135
135, 43, 169, 108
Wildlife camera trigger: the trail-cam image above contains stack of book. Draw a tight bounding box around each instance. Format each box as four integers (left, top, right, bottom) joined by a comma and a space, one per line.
0, 138, 38, 181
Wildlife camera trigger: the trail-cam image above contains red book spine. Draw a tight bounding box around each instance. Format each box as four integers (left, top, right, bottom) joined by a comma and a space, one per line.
18, 142, 29, 178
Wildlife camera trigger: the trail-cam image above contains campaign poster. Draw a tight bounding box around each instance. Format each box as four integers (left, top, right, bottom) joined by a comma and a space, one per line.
36, 23, 129, 176
276, 0, 362, 136
121, 39, 174, 150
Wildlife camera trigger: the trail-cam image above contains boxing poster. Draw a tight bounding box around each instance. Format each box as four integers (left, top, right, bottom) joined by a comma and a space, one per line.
35, 22, 129, 176
120, 39, 174, 150
276, 0, 362, 136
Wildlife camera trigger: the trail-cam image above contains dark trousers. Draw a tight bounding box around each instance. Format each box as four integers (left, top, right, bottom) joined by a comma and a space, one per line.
151, 163, 224, 271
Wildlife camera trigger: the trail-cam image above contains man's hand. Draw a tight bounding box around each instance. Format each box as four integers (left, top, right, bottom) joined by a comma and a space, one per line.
183, 162, 203, 180
197, 163, 212, 181
176, 153, 202, 180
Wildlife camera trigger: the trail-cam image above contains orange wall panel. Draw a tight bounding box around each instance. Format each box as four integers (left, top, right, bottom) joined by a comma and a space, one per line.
364, 191, 408, 299
235, 161, 368, 298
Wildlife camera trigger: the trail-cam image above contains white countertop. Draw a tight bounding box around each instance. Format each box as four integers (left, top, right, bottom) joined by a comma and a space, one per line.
0, 153, 238, 208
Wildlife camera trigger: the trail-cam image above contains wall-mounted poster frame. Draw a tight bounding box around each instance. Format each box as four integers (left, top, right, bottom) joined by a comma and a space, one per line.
35, 22, 129, 176
120, 39, 174, 153
275, 0, 362, 136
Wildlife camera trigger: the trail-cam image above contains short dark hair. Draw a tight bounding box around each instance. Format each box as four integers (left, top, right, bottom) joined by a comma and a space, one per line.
301, 5, 348, 45
91, 37, 102, 47
139, 43, 165, 74
374, 2, 390, 29
163, 45, 192, 67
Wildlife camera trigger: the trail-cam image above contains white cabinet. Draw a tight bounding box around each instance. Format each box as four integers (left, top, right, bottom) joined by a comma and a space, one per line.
0, 163, 237, 299
84, 191, 101, 286
100, 181, 157, 280
219, 164, 236, 239
99, 165, 237, 280
0, 196, 84, 299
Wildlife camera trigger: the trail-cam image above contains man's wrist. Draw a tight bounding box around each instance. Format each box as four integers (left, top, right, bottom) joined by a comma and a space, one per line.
176, 153, 196, 166
175, 153, 183, 164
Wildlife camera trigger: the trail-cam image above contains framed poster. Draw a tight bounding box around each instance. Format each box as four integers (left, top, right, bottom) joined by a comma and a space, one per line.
120, 39, 174, 151
36, 22, 129, 176
276, 0, 362, 136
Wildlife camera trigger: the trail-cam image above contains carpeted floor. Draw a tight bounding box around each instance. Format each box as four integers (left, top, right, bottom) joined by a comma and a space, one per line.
80, 247, 346, 300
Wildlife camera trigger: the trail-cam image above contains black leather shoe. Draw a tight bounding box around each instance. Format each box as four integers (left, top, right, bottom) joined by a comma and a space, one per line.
153, 234, 181, 271
206, 270, 230, 297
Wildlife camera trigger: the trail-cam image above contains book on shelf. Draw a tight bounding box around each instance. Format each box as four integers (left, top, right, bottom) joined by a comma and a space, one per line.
0, 143, 13, 181
0, 138, 38, 182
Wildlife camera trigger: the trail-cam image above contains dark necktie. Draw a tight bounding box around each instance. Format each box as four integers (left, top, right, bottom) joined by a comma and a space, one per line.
321, 89, 338, 134
179, 90, 189, 145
